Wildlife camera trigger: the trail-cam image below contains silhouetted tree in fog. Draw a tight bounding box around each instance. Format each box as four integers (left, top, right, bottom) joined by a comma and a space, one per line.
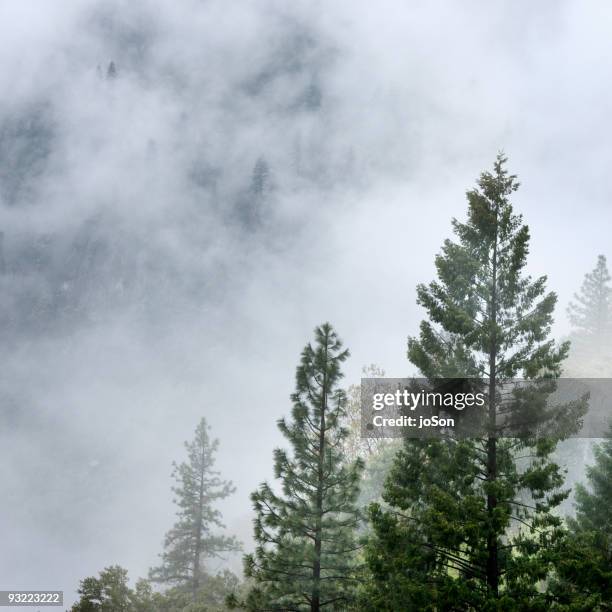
149, 418, 240, 600
567, 254, 612, 364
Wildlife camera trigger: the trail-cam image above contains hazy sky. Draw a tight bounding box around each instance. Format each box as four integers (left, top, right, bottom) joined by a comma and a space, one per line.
1, 0, 612, 605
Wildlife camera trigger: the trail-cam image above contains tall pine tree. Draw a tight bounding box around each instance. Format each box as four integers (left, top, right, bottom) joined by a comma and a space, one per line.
149, 418, 240, 599
363, 153, 587, 609
242, 323, 363, 611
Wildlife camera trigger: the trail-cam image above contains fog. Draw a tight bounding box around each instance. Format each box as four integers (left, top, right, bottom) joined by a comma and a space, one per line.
1, 0, 611, 604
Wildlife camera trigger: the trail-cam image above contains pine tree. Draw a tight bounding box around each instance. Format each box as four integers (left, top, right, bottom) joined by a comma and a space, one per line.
549, 425, 612, 608
71, 566, 141, 612
242, 323, 364, 611
237, 156, 270, 229
363, 154, 587, 609
0, 231, 6, 274
251, 157, 270, 199
568, 255, 611, 340
149, 418, 240, 599
567, 254, 612, 367
155, 569, 242, 612
558, 256, 612, 510
107, 61, 117, 79
571, 424, 612, 545
559, 255, 612, 504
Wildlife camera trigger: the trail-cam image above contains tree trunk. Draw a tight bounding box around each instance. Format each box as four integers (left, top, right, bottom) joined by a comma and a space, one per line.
193, 450, 205, 600
486, 209, 499, 597
486, 407, 498, 596
312, 335, 329, 612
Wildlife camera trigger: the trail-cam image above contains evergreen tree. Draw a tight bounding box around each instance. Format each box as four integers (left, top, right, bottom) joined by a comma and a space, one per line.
107, 61, 117, 79
150, 418, 240, 599
557, 257, 612, 515
549, 424, 612, 609
0, 231, 6, 274
567, 255, 611, 342
154, 569, 242, 612
571, 424, 612, 540
242, 323, 364, 611
251, 157, 270, 199
71, 566, 240, 612
566, 254, 612, 371
555, 256, 612, 516
363, 154, 587, 609
71, 566, 150, 612
132, 579, 157, 612
236, 156, 271, 229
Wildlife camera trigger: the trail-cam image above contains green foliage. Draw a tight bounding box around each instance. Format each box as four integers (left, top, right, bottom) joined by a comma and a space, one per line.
150, 418, 240, 598
241, 323, 364, 611
572, 426, 612, 537
555, 255, 612, 517
548, 530, 612, 611
357, 438, 401, 510
153, 570, 242, 611
71, 566, 241, 612
71, 566, 154, 612
409, 153, 568, 382
363, 154, 588, 609
548, 426, 612, 609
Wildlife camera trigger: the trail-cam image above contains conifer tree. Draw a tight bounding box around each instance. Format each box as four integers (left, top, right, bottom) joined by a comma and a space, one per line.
107, 61, 117, 79
251, 157, 270, 199
568, 255, 611, 339
156, 569, 242, 612
0, 231, 6, 274
363, 154, 587, 609
557, 257, 611, 506
571, 423, 612, 550
71, 566, 151, 612
150, 418, 240, 599
567, 254, 612, 365
549, 424, 612, 608
71, 566, 239, 612
242, 323, 363, 611
237, 156, 271, 229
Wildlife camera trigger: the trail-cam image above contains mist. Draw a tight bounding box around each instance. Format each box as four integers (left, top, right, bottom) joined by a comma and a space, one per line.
1, 0, 612, 605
